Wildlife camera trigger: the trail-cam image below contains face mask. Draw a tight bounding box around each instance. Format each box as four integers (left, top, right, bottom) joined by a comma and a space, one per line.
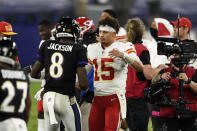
150, 27, 158, 40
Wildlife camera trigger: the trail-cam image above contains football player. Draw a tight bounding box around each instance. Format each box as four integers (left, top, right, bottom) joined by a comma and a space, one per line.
0, 21, 20, 64
87, 16, 143, 131
30, 16, 89, 131
0, 37, 31, 131
35, 20, 65, 131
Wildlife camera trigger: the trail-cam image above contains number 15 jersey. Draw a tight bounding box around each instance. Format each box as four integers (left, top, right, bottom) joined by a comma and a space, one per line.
87, 41, 138, 96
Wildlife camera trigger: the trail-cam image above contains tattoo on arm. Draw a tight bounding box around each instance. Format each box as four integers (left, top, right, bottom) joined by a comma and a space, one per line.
152, 74, 162, 84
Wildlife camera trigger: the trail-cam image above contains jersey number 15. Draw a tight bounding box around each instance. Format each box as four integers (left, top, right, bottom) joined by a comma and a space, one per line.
93, 58, 115, 81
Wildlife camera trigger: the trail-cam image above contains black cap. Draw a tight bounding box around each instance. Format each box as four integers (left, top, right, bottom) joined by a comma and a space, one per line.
103, 9, 118, 19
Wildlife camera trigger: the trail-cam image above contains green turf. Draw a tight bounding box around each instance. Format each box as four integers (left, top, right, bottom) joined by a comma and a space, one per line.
28, 81, 153, 131
28, 81, 41, 131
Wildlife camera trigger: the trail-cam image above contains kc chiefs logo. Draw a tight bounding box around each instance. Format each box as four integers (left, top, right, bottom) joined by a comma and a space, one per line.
5, 25, 12, 32
84, 20, 93, 27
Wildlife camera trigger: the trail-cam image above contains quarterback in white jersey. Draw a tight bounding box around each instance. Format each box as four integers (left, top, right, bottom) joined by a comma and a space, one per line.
88, 41, 138, 96
88, 16, 142, 131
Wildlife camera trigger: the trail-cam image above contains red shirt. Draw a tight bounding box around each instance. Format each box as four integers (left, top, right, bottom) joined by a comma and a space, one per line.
160, 66, 197, 118
126, 43, 150, 99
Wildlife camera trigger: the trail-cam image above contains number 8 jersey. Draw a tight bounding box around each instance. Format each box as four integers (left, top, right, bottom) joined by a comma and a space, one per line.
87, 41, 138, 96
38, 40, 88, 96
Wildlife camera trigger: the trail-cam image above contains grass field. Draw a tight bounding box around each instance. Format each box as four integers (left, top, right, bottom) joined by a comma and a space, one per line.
28, 81, 153, 131
28, 81, 41, 131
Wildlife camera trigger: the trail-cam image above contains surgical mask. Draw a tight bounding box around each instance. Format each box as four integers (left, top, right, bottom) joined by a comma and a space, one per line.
150, 27, 158, 40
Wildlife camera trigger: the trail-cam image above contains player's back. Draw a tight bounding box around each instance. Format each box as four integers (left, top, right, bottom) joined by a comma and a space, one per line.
39, 40, 87, 96
0, 67, 29, 121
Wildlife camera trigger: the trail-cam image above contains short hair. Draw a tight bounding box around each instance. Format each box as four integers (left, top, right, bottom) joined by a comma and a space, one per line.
98, 16, 120, 33
38, 20, 52, 28
125, 17, 145, 42
103, 9, 118, 19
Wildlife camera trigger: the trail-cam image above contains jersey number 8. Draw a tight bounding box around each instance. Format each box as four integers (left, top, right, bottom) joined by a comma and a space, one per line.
49, 52, 64, 78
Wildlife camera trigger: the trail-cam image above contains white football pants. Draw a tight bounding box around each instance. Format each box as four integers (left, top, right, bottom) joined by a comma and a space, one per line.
43, 91, 82, 131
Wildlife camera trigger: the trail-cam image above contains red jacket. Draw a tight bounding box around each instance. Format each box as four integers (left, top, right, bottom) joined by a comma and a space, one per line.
160, 66, 197, 118
126, 43, 149, 99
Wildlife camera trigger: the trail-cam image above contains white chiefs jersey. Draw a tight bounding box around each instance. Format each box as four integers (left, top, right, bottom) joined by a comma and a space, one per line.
87, 41, 138, 96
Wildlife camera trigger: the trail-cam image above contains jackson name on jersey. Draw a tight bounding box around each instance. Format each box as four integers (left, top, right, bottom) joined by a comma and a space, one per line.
47, 43, 73, 52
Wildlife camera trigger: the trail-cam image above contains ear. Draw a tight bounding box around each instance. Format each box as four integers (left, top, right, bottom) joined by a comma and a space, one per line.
184, 27, 189, 33
112, 32, 116, 37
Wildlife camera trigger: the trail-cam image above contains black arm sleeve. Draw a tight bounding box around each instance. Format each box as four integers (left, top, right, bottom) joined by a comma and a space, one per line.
139, 50, 151, 65
136, 50, 151, 81
76, 45, 88, 67
37, 41, 46, 64
192, 70, 197, 83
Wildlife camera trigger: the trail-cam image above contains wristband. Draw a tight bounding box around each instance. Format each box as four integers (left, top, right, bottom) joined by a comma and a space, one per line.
185, 78, 192, 85
123, 53, 134, 65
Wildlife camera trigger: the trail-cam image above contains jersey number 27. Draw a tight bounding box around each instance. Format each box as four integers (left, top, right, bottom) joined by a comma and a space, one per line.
0, 81, 28, 113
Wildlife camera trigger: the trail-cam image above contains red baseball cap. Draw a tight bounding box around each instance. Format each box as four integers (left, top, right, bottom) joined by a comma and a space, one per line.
0, 21, 18, 35
171, 17, 192, 30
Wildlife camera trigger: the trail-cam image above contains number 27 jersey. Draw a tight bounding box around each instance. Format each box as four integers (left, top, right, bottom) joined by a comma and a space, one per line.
87, 41, 138, 96
0, 68, 29, 121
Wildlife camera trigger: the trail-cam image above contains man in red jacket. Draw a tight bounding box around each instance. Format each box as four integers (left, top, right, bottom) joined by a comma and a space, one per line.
151, 17, 197, 131
152, 61, 197, 130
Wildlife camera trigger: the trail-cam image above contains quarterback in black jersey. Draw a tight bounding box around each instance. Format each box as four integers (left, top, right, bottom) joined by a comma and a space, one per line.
31, 16, 89, 131
0, 36, 31, 131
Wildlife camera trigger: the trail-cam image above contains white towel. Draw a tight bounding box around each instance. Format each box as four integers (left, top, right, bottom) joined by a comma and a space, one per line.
45, 92, 58, 125
34, 88, 44, 101
116, 91, 127, 119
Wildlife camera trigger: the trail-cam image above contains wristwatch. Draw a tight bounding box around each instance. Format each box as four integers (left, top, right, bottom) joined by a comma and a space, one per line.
185, 78, 192, 85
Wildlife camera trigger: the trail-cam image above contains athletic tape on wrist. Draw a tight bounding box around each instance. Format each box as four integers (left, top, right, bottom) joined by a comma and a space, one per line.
123, 53, 134, 65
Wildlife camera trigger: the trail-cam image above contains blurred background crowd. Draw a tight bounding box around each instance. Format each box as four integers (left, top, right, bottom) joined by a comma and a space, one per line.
0, 0, 197, 67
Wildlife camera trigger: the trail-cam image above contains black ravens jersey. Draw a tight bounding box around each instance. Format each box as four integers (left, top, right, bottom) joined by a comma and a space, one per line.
38, 40, 88, 96
0, 68, 29, 121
